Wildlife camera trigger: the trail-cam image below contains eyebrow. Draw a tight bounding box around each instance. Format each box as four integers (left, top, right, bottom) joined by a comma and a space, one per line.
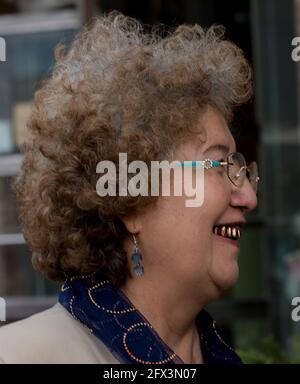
203, 144, 230, 156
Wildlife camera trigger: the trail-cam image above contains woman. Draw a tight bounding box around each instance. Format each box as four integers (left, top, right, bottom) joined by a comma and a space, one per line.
0, 13, 258, 364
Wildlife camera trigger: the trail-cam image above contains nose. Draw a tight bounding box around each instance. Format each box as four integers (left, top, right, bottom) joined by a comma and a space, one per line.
230, 178, 258, 213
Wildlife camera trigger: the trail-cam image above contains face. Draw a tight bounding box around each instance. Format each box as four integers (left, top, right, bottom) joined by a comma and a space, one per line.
128, 107, 258, 301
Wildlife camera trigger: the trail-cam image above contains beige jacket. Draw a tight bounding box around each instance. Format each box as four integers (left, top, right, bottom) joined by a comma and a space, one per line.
0, 303, 120, 364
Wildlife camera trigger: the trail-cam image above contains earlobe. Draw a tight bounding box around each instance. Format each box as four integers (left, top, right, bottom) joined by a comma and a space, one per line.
120, 214, 142, 234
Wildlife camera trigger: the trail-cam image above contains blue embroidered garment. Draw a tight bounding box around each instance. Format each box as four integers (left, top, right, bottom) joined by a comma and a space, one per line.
58, 273, 242, 364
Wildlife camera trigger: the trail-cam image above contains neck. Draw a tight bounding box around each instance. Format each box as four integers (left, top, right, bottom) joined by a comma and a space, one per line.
120, 270, 208, 364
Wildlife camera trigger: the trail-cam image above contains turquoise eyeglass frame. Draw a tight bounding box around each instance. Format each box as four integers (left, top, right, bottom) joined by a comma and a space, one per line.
179, 159, 226, 169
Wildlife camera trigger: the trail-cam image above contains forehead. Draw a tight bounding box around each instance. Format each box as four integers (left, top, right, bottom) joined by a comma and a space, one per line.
198, 108, 236, 156
174, 107, 236, 160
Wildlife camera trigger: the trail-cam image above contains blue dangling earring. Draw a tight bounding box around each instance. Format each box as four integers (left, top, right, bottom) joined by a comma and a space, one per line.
131, 234, 144, 277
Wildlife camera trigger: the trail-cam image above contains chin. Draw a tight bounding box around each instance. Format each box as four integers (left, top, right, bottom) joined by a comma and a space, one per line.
212, 263, 239, 292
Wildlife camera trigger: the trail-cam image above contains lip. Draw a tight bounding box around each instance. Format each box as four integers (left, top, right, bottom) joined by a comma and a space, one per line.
214, 219, 246, 227
213, 232, 240, 250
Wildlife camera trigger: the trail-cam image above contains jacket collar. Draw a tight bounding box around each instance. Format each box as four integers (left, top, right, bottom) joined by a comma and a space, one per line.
58, 273, 242, 364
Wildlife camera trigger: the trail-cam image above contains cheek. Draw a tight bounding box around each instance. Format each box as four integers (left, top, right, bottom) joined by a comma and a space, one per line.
203, 172, 231, 215
140, 196, 211, 261
139, 174, 232, 272
158, 197, 207, 243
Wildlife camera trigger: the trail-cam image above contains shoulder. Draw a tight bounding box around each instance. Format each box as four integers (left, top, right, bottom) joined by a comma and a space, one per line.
0, 303, 119, 364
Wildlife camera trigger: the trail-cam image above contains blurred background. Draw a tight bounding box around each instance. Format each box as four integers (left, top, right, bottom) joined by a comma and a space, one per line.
0, 0, 300, 363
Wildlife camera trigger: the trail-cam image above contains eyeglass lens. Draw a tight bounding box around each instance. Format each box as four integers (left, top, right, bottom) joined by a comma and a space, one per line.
227, 152, 259, 192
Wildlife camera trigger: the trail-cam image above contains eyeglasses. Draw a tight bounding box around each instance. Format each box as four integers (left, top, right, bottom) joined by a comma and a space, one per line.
183, 152, 260, 193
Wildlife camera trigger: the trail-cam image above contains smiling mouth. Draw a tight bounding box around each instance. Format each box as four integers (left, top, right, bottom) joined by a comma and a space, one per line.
212, 224, 242, 240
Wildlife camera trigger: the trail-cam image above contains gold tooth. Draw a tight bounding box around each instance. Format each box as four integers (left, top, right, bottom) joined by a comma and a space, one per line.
215, 225, 242, 239
232, 227, 237, 238
221, 226, 226, 237
226, 226, 232, 238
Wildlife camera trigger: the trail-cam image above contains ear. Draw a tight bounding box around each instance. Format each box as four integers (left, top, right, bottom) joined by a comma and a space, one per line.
120, 213, 142, 234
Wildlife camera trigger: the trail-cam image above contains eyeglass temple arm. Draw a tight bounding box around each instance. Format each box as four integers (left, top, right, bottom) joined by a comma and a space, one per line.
179, 160, 228, 168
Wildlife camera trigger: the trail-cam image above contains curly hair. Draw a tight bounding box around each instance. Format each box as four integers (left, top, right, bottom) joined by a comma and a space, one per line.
13, 12, 252, 287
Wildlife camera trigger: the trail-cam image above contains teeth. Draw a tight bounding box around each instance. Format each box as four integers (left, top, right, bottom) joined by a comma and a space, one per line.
213, 225, 241, 240
221, 226, 226, 237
